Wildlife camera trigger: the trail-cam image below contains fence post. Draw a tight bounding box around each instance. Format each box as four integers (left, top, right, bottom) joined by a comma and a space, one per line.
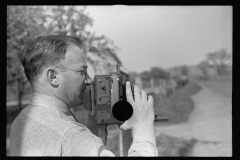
119, 129, 123, 156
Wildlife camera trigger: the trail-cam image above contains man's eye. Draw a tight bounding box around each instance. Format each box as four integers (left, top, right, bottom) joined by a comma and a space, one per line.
79, 70, 87, 74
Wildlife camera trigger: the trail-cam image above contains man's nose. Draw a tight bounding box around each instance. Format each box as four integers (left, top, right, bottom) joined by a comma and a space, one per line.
85, 73, 92, 85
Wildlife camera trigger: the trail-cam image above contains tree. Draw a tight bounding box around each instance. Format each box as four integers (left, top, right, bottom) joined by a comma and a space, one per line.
127, 72, 137, 84
140, 71, 152, 82
197, 61, 209, 80
150, 67, 170, 80
178, 65, 189, 76
7, 6, 48, 110
140, 71, 152, 88
140, 67, 170, 82
206, 48, 232, 76
43, 6, 122, 74
7, 6, 122, 111
139, 67, 170, 88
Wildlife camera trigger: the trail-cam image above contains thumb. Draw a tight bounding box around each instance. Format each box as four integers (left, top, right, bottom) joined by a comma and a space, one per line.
119, 121, 131, 130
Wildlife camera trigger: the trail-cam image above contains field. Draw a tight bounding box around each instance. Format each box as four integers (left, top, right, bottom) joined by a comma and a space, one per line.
155, 78, 232, 156
199, 80, 232, 98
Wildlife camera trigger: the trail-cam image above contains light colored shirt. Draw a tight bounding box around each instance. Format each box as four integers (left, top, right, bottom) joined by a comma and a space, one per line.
9, 93, 158, 156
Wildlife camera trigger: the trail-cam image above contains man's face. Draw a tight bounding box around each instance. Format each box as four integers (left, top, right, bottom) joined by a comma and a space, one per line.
58, 45, 91, 108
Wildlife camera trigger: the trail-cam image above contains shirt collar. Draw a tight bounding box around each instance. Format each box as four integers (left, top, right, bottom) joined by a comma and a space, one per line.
30, 93, 70, 113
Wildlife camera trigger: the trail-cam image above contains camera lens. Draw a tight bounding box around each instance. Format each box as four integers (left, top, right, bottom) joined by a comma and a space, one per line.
112, 100, 133, 121
111, 82, 134, 122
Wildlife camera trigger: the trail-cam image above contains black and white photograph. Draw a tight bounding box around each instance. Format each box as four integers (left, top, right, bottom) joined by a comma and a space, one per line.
7, 5, 232, 156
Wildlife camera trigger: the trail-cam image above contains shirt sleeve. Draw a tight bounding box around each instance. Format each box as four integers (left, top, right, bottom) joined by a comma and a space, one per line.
61, 124, 158, 157
61, 126, 115, 156
128, 123, 159, 157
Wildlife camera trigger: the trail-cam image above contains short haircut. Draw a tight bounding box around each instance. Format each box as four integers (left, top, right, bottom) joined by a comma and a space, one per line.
21, 35, 83, 83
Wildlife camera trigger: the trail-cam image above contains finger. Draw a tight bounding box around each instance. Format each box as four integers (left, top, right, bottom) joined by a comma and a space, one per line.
126, 81, 134, 103
134, 85, 141, 102
148, 95, 153, 105
141, 90, 147, 102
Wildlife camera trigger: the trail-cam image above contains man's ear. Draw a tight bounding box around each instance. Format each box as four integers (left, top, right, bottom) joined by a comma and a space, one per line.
46, 68, 59, 87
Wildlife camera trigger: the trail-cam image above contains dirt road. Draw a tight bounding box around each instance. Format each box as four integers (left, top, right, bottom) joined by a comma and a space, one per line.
155, 81, 232, 156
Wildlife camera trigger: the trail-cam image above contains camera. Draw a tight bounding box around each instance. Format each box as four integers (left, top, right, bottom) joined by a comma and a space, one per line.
82, 65, 168, 125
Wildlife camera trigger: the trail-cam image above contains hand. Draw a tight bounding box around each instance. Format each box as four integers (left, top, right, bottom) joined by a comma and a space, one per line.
119, 81, 155, 130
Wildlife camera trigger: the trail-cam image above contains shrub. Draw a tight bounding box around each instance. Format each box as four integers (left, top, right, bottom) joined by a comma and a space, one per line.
154, 82, 202, 125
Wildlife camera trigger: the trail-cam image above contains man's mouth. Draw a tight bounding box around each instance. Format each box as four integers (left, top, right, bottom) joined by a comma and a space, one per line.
80, 90, 86, 98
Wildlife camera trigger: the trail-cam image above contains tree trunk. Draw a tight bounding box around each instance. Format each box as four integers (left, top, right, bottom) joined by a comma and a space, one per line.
18, 91, 23, 112
17, 78, 24, 112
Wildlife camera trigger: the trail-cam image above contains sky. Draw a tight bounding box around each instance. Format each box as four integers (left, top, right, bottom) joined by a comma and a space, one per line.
81, 6, 232, 76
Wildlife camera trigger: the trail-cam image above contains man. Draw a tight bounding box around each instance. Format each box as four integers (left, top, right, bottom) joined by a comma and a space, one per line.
9, 35, 158, 156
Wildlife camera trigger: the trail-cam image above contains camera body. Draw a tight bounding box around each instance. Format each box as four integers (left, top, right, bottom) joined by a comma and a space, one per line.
83, 65, 168, 125
83, 65, 133, 125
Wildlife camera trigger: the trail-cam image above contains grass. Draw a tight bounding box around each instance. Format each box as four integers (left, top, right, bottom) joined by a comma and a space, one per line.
154, 81, 202, 126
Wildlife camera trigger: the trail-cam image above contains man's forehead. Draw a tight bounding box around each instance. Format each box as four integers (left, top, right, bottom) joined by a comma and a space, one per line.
64, 45, 86, 67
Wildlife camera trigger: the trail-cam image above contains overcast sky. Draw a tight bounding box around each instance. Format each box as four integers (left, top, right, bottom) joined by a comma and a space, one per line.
82, 6, 232, 76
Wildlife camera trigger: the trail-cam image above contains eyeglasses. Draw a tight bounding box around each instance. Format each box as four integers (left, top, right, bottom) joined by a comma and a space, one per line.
57, 67, 87, 76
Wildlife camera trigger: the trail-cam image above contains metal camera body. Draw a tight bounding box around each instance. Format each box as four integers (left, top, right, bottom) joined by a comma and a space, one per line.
83, 65, 169, 125
83, 65, 133, 125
